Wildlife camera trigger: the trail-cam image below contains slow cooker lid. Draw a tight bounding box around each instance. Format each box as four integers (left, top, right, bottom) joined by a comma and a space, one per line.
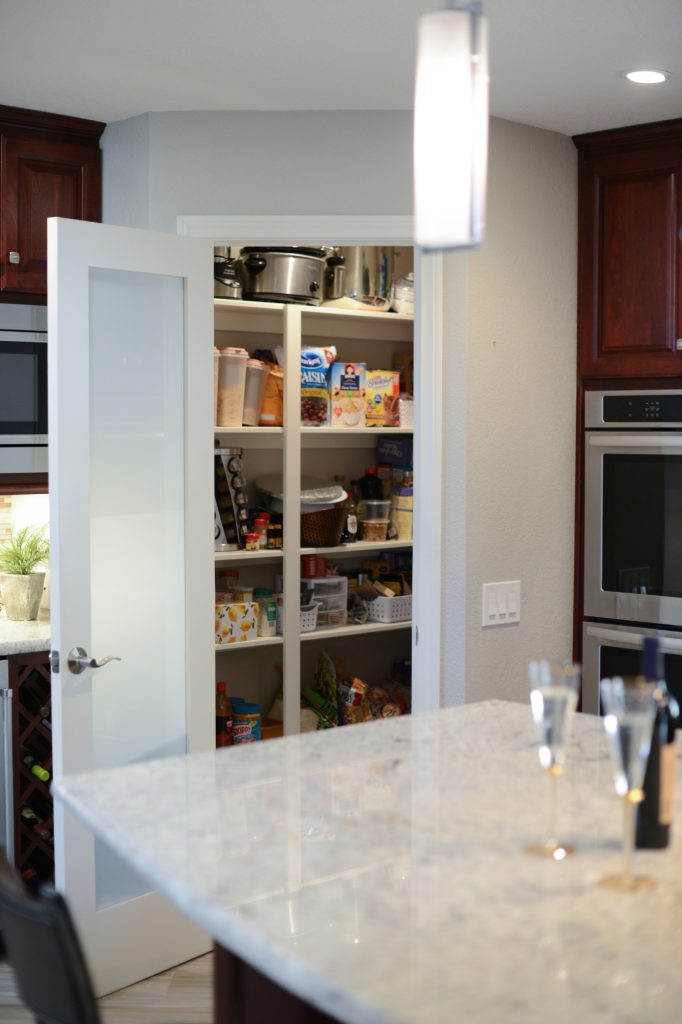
240, 246, 326, 259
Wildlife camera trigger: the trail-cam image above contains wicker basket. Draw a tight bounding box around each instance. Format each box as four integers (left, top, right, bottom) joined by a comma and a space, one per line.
300, 505, 346, 547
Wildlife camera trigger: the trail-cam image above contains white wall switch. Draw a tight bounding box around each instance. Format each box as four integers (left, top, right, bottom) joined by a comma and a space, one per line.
482, 581, 521, 627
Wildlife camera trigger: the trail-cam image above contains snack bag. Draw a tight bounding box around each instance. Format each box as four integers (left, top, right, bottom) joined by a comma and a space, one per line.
365, 370, 400, 427
331, 362, 366, 428
301, 347, 336, 426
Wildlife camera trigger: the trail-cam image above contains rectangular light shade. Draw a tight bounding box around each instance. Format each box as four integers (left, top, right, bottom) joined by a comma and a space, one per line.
414, 8, 489, 250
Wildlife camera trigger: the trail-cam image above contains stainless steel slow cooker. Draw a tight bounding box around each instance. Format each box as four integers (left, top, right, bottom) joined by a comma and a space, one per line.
240, 247, 327, 305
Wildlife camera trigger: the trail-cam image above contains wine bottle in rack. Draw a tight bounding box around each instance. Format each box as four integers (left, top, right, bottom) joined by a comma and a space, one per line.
636, 636, 680, 849
20, 746, 51, 783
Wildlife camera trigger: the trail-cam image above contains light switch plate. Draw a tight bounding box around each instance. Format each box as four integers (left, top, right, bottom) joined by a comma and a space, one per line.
482, 580, 521, 627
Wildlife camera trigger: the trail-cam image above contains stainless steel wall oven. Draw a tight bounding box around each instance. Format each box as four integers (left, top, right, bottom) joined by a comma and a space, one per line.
583, 390, 682, 712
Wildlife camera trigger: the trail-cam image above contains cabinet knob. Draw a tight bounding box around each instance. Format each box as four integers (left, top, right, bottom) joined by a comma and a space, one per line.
8, 251, 20, 265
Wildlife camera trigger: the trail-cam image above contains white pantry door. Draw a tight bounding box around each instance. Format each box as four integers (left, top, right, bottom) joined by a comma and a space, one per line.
47, 218, 215, 995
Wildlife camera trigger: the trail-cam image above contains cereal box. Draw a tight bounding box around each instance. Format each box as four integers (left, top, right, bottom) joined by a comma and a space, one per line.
300, 346, 336, 426
331, 362, 366, 428
215, 601, 259, 644
365, 370, 400, 427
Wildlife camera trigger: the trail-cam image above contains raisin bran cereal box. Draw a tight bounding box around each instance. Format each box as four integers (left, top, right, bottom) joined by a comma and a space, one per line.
331, 362, 366, 428
300, 346, 336, 426
365, 370, 400, 427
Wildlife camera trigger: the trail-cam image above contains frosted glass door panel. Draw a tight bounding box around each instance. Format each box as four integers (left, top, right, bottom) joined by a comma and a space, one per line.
89, 268, 186, 908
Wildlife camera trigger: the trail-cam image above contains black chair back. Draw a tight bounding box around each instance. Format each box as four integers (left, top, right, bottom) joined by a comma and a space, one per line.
0, 849, 100, 1024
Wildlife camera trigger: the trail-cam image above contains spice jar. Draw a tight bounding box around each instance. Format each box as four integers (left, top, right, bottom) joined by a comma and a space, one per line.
253, 513, 270, 549
254, 588, 277, 637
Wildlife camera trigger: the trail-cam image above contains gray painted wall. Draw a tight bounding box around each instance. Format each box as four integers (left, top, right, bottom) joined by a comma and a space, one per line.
101, 109, 577, 708
103, 111, 413, 231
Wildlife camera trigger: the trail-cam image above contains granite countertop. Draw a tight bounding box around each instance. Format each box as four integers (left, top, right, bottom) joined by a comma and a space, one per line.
53, 700, 682, 1024
0, 609, 50, 656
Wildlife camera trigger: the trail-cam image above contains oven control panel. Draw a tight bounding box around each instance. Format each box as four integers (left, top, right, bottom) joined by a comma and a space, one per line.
597, 393, 682, 425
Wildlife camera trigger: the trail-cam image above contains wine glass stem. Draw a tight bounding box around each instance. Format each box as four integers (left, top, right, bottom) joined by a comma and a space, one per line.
546, 769, 558, 846
624, 795, 635, 884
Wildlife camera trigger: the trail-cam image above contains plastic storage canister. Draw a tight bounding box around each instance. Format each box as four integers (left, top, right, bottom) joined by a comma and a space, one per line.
242, 359, 271, 426
217, 347, 248, 427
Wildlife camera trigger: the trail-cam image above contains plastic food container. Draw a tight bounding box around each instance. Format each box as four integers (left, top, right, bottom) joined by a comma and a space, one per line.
391, 272, 414, 316
242, 358, 271, 426
360, 519, 389, 542
398, 396, 414, 429
217, 347, 248, 426
357, 499, 391, 520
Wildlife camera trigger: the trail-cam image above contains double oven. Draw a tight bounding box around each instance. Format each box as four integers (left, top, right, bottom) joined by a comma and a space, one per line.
582, 390, 682, 713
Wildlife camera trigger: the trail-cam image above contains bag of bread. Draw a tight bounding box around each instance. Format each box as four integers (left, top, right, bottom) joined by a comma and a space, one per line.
259, 364, 284, 426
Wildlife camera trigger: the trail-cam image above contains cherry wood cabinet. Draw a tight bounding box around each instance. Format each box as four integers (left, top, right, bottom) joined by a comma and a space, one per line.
0, 105, 104, 304
574, 118, 682, 380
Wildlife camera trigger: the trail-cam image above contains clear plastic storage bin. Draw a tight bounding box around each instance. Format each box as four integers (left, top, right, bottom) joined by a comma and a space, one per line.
307, 576, 348, 627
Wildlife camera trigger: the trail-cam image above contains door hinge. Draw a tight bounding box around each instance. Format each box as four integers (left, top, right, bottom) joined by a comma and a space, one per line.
49, 650, 60, 674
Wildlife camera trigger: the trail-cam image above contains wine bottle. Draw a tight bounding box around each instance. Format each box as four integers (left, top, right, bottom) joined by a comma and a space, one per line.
20, 746, 51, 783
20, 805, 43, 825
636, 636, 679, 849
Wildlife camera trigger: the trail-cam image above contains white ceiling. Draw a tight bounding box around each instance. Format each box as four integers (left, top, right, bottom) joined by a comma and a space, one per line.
0, 0, 680, 136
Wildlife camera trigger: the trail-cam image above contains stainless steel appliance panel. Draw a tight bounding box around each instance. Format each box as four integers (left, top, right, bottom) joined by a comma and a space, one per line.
582, 621, 682, 715
584, 430, 682, 626
0, 328, 48, 474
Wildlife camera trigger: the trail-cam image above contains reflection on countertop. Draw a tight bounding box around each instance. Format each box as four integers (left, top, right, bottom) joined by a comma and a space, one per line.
0, 608, 50, 656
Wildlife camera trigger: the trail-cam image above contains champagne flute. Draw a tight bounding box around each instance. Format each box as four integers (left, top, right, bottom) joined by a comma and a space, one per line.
526, 660, 581, 858
599, 676, 657, 892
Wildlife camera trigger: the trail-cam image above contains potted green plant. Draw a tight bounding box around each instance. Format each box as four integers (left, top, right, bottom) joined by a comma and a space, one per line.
0, 525, 50, 621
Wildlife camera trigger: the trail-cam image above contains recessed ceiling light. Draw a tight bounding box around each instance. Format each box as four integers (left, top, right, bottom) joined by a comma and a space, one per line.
626, 70, 667, 84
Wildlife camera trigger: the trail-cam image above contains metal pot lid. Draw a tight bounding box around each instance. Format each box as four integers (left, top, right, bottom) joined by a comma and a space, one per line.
240, 246, 326, 259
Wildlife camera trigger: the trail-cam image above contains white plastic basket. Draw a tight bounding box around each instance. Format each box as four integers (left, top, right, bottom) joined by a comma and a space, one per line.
276, 601, 321, 634
367, 595, 412, 623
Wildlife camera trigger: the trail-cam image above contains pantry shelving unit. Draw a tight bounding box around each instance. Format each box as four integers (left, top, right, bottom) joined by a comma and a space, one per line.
213, 297, 414, 734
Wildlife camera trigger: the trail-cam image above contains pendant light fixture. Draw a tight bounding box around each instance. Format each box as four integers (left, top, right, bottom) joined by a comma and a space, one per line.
413, 1, 489, 251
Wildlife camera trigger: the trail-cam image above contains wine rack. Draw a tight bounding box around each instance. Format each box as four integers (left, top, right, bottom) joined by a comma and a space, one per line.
8, 651, 53, 890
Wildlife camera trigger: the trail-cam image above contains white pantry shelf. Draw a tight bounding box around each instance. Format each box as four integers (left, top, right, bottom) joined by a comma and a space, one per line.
300, 620, 412, 642
215, 549, 283, 564
301, 541, 412, 557
215, 636, 283, 653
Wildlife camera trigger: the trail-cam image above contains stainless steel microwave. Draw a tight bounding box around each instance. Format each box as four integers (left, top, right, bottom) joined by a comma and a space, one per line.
0, 329, 48, 474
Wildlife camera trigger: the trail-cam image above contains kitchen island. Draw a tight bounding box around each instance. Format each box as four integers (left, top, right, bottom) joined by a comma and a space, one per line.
53, 700, 682, 1023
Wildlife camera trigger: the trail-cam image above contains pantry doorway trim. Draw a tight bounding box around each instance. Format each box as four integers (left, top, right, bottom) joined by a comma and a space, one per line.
177, 213, 442, 715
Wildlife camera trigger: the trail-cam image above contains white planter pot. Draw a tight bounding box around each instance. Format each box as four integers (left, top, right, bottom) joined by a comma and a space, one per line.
0, 572, 46, 621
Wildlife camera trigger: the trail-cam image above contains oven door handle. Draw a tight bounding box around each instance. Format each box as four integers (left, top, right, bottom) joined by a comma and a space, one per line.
585, 624, 682, 653
587, 434, 682, 449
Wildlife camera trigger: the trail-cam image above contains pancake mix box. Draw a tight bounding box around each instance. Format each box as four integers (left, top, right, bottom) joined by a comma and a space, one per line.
331, 362, 366, 427
365, 370, 400, 427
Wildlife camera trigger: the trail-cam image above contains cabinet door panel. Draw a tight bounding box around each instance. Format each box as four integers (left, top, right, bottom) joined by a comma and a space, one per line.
599, 167, 676, 354
577, 137, 682, 379
1, 135, 101, 297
